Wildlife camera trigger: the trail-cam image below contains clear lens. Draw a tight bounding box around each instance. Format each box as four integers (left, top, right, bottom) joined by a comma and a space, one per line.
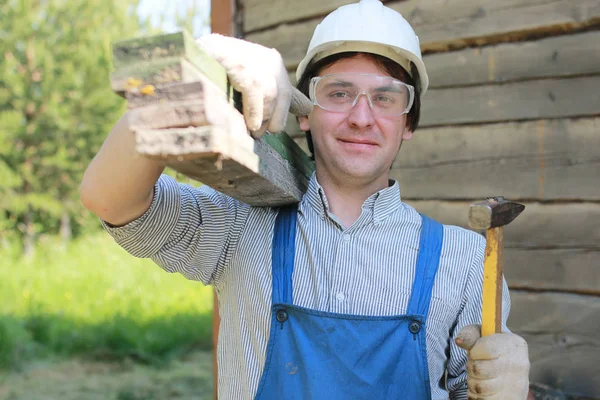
310, 73, 414, 116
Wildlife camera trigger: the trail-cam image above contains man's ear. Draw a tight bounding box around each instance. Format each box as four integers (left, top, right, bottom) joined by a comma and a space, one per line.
401, 129, 413, 141
298, 115, 310, 132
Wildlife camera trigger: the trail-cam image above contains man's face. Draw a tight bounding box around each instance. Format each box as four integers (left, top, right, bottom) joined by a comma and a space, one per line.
299, 55, 413, 187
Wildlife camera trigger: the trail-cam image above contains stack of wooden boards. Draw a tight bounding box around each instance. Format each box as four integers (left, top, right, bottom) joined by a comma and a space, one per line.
110, 31, 314, 206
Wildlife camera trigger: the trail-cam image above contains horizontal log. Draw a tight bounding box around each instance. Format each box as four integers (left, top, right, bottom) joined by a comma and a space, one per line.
504, 249, 600, 295
420, 75, 600, 127
244, 0, 345, 33
509, 291, 600, 397
405, 201, 600, 248
426, 30, 600, 88
244, 0, 600, 68
389, 0, 600, 53
392, 118, 600, 200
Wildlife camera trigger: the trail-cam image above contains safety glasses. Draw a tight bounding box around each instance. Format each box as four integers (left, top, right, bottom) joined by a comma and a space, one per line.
309, 73, 415, 116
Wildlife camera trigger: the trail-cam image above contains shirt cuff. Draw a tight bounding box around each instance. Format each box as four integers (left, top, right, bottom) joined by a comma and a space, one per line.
101, 174, 181, 258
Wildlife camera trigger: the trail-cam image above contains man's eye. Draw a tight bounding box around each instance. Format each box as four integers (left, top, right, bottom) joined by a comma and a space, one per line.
329, 91, 350, 99
374, 95, 394, 103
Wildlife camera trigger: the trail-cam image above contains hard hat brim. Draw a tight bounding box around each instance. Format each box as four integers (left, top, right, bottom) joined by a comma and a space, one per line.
296, 41, 429, 95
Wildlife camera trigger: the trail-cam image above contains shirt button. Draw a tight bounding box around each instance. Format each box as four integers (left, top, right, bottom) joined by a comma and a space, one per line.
336, 292, 345, 301
276, 309, 288, 323
409, 321, 421, 334
343, 234, 350, 242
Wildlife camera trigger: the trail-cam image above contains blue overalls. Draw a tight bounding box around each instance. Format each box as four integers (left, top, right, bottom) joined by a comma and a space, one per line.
255, 206, 444, 400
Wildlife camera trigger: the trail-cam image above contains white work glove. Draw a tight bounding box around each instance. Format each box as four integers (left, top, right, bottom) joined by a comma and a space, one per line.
456, 325, 530, 400
196, 34, 313, 138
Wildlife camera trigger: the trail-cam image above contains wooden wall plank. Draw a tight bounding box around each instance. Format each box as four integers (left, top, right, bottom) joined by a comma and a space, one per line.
504, 249, 600, 294
247, 19, 319, 71
243, 0, 347, 32
244, 0, 560, 34
426, 30, 600, 88
405, 201, 600, 248
244, 0, 600, 68
420, 75, 600, 127
508, 291, 600, 396
389, 0, 600, 53
391, 118, 600, 201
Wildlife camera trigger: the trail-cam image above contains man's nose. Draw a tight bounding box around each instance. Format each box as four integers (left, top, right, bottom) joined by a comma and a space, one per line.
348, 94, 375, 128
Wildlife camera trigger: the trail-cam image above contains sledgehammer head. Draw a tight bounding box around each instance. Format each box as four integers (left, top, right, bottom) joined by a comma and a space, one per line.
468, 196, 525, 230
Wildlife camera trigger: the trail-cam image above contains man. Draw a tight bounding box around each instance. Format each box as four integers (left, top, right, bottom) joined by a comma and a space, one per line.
80, 0, 530, 398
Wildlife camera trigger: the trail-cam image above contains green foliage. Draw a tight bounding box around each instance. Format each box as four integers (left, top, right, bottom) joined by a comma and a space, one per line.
0, 0, 146, 249
0, 233, 213, 370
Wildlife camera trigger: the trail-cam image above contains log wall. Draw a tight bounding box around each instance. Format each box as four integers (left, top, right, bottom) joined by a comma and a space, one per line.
241, 0, 600, 397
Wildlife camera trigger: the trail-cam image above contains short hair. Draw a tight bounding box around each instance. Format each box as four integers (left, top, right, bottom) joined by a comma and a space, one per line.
296, 52, 421, 157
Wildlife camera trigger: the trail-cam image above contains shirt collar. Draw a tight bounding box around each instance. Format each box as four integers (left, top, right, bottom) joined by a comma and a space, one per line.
301, 173, 403, 224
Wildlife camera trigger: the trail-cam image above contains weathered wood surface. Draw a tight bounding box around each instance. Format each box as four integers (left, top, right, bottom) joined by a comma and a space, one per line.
112, 31, 227, 93
391, 118, 600, 201
112, 32, 315, 205
509, 291, 600, 397
425, 30, 600, 88
505, 249, 600, 295
140, 127, 310, 206
420, 75, 600, 127
244, 0, 600, 68
128, 83, 314, 205
244, 0, 345, 32
528, 383, 596, 400
405, 201, 600, 248
110, 58, 211, 95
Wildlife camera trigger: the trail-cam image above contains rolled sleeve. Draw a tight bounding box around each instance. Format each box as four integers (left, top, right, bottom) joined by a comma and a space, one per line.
102, 174, 181, 258
102, 174, 251, 286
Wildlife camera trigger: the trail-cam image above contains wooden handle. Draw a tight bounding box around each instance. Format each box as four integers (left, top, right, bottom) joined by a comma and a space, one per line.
482, 227, 504, 336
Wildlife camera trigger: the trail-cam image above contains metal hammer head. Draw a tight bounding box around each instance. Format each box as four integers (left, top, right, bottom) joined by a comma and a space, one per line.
468, 196, 525, 230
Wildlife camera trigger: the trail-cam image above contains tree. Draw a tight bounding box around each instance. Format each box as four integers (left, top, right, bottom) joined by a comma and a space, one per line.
0, 0, 146, 254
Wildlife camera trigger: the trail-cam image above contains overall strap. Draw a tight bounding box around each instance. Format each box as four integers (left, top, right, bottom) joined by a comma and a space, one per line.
271, 205, 298, 305
406, 214, 444, 318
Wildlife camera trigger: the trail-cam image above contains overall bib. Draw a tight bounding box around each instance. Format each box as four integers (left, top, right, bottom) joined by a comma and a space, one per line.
255, 206, 443, 400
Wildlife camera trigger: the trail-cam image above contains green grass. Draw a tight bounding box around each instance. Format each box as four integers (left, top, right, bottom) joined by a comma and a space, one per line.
0, 233, 214, 370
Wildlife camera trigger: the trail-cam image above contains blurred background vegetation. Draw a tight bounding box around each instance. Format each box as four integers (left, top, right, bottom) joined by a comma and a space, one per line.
0, 0, 214, 398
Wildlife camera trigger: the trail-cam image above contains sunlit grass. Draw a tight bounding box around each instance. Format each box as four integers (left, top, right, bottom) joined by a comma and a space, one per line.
0, 233, 213, 369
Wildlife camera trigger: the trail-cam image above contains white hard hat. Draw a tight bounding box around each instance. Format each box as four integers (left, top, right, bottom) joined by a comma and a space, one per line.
296, 0, 429, 95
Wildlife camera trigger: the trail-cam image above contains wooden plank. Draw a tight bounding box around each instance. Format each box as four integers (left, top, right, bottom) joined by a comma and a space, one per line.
129, 82, 313, 205
243, 0, 600, 68
245, 19, 318, 71
389, 0, 600, 53
244, 0, 343, 33
391, 118, 600, 201
111, 31, 228, 94
136, 127, 310, 206
509, 291, 600, 397
420, 75, 600, 127
111, 32, 315, 206
405, 201, 600, 249
426, 30, 600, 88
110, 57, 211, 95
504, 249, 600, 295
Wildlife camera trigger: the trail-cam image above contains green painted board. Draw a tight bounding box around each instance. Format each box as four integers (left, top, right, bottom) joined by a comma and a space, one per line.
112, 31, 228, 94
111, 30, 315, 187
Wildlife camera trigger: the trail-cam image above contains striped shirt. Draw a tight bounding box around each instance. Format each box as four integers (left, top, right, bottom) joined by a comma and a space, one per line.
103, 173, 511, 400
